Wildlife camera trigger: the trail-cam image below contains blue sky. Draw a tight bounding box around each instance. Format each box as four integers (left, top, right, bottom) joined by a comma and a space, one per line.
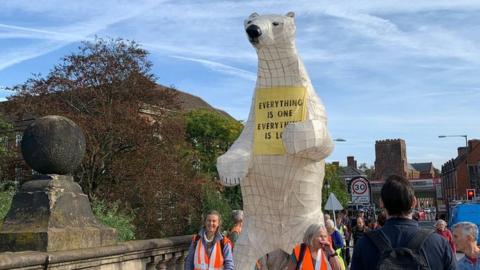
1, 1, 479, 169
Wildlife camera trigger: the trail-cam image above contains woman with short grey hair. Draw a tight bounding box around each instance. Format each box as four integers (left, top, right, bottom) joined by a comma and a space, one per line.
435, 219, 455, 253
287, 224, 342, 270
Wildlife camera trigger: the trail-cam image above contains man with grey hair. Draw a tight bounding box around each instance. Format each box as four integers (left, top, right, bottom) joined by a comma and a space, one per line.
228, 210, 244, 244
453, 222, 480, 270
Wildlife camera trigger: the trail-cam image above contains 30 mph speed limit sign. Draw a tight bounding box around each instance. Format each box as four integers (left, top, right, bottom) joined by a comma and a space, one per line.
351, 177, 370, 204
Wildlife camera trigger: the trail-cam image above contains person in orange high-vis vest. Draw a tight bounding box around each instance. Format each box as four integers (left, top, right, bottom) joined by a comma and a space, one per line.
192, 234, 231, 269
185, 210, 234, 270
286, 224, 342, 270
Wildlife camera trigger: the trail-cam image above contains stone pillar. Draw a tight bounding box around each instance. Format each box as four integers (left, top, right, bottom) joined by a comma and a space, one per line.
0, 115, 117, 252
175, 251, 188, 270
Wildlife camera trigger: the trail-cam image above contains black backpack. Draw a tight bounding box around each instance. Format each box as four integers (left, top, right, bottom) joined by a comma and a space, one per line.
365, 229, 433, 270
295, 243, 307, 270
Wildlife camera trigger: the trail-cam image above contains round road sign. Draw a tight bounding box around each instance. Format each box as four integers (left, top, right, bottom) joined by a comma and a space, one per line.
352, 178, 368, 195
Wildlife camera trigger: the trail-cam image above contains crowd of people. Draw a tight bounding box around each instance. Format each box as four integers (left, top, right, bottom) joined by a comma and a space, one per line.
185, 175, 480, 270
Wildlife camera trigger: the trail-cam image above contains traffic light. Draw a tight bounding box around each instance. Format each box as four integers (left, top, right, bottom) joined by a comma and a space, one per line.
467, 189, 476, 200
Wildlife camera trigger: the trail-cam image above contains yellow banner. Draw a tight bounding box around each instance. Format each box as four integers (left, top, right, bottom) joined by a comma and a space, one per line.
254, 87, 307, 155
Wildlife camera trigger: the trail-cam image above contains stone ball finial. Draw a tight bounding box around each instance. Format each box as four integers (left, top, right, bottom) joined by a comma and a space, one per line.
21, 115, 86, 175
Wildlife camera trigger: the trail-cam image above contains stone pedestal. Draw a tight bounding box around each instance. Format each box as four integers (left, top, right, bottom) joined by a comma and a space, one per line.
0, 174, 117, 252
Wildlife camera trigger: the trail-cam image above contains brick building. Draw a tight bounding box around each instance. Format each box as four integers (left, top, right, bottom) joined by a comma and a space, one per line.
441, 139, 480, 203
411, 162, 436, 179
335, 156, 367, 194
372, 138, 440, 209
374, 139, 409, 180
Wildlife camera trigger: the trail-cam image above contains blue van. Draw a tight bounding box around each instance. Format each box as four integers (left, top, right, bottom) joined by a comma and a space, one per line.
448, 202, 480, 244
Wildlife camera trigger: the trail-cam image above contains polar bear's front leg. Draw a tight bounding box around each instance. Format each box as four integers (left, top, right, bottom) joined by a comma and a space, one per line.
282, 120, 334, 161
217, 146, 251, 186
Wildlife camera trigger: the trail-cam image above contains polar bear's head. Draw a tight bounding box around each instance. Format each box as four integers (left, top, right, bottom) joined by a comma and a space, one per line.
244, 12, 296, 49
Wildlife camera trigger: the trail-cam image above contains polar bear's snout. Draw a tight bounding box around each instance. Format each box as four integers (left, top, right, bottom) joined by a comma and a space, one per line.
246, 25, 262, 42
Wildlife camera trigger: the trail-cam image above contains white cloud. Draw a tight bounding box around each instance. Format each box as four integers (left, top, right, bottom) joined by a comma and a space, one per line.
0, 0, 165, 71
170, 55, 256, 82
1, 0, 479, 168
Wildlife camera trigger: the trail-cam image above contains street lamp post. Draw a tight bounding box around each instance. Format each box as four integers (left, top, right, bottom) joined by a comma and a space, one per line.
326, 138, 346, 212
438, 134, 469, 200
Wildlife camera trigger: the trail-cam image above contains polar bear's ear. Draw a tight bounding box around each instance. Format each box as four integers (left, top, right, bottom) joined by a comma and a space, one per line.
286, 11, 295, 18
249, 12, 260, 18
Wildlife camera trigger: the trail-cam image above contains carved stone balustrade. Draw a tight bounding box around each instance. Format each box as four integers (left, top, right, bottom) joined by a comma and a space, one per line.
0, 235, 192, 270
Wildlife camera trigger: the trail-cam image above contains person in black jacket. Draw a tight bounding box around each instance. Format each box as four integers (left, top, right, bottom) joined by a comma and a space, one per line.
351, 217, 370, 245
351, 175, 456, 270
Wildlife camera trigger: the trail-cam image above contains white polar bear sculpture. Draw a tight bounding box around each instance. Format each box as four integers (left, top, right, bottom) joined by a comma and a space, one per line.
217, 12, 334, 269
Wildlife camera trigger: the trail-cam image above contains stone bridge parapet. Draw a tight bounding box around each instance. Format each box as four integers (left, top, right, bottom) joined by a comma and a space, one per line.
0, 235, 191, 270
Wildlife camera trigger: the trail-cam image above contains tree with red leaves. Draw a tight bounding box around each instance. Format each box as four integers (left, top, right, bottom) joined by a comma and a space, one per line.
5, 38, 202, 238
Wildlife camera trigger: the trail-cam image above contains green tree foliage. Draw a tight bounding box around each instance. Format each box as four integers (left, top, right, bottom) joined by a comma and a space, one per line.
91, 196, 136, 241
1, 188, 137, 241
359, 163, 375, 180
6, 38, 202, 239
322, 163, 349, 208
185, 109, 243, 177
199, 182, 234, 233
185, 109, 244, 217
0, 184, 15, 222
0, 115, 15, 182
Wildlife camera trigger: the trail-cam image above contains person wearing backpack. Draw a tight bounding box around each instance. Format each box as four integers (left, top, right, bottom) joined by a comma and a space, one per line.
286, 223, 343, 270
350, 175, 456, 270
184, 210, 234, 270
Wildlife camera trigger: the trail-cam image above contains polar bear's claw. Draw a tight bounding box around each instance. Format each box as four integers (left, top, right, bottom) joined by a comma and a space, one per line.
220, 176, 242, 186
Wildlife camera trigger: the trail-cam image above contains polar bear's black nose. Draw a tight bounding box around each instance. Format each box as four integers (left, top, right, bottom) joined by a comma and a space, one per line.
246, 25, 262, 38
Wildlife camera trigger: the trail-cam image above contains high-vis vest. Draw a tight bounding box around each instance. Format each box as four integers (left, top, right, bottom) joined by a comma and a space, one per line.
293, 244, 331, 270
328, 232, 346, 270
193, 235, 229, 270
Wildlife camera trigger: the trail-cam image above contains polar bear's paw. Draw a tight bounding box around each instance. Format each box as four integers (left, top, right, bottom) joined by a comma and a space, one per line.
282, 120, 334, 160
220, 176, 243, 187
216, 150, 251, 187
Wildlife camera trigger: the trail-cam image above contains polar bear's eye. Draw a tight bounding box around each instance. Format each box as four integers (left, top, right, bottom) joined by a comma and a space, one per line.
272, 22, 280, 26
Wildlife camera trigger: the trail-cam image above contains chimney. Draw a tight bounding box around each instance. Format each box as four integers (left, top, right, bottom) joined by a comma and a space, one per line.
347, 156, 357, 169
458, 147, 467, 157
332, 161, 340, 167
468, 140, 480, 153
